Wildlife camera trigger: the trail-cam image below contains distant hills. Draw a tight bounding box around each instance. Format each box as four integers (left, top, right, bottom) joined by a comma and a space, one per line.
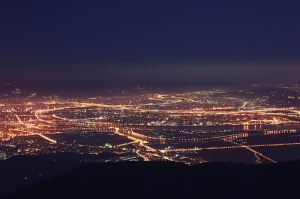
2, 157, 300, 198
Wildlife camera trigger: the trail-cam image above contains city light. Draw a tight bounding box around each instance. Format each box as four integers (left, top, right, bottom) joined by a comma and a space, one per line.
0, 84, 299, 164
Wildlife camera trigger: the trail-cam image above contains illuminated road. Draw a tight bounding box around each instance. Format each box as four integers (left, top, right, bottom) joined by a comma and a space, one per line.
15, 115, 57, 144
14, 128, 57, 144
136, 149, 149, 161
225, 138, 277, 163
161, 142, 300, 152
160, 141, 300, 163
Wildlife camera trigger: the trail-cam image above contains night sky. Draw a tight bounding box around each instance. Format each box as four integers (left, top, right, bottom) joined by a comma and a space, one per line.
0, 0, 299, 93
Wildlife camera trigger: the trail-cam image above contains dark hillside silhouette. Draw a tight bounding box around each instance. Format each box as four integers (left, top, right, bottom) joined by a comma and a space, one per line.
3, 160, 300, 199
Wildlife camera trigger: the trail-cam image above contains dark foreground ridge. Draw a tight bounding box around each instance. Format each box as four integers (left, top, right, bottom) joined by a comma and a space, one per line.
3, 160, 300, 199
0, 152, 126, 195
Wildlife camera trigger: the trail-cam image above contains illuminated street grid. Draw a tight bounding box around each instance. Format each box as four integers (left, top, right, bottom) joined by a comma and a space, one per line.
0, 85, 300, 164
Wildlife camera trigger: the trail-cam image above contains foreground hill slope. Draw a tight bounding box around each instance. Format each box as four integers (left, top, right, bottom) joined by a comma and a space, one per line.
3, 160, 300, 199
0, 152, 126, 195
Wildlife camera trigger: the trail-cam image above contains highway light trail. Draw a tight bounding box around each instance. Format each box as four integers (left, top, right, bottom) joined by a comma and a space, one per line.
224, 138, 277, 163
15, 115, 57, 144
161, 142, 300, 152
14, 128, 57, 144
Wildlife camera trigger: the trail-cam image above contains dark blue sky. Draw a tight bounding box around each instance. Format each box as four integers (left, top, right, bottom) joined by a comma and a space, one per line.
0, 0, 299, 92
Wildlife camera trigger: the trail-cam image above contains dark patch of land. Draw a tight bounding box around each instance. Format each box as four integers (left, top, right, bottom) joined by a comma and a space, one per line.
3, 159, 300, 199
0, 152, 127, 195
